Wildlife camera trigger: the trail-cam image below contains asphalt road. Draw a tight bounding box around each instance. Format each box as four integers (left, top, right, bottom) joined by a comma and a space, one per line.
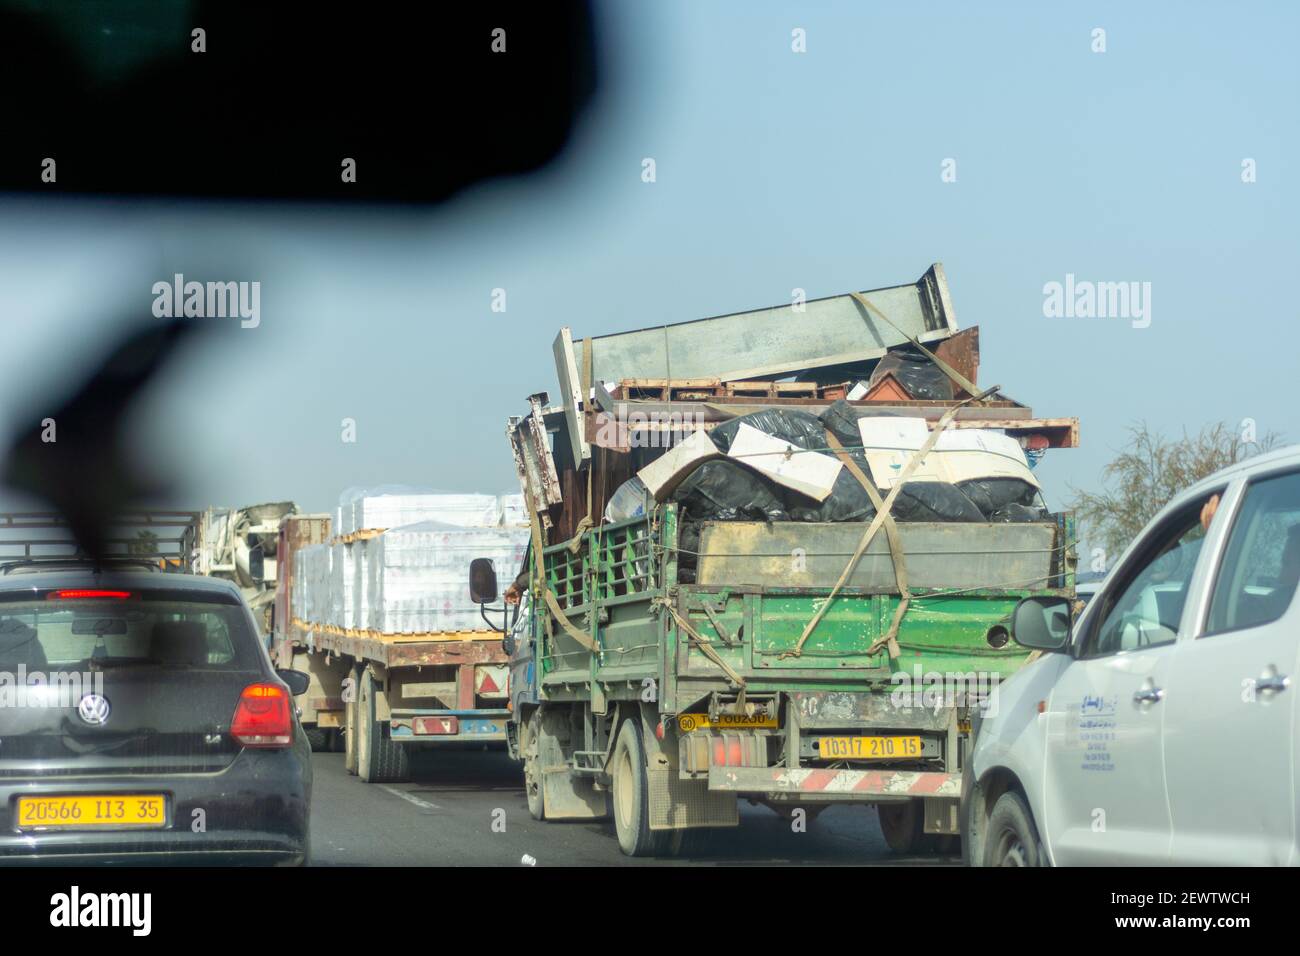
308, 749, 959, 866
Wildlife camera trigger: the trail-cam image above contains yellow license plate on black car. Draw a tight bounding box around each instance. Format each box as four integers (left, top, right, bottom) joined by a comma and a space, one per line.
818, 736, 922, 759
17, 795, 166, 830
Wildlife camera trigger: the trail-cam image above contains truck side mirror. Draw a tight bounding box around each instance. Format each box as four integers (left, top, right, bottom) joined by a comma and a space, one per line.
276, 668, 311, 696
469, 557, 499, 604
1011, 596, 1072, 651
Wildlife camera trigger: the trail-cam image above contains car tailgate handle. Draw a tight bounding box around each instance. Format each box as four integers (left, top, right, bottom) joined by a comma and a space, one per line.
1133, 684, 1164, 705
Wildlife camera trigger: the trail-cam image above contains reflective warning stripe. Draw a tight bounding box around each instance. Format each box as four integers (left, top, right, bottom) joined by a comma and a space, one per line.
707, 766, 960, 799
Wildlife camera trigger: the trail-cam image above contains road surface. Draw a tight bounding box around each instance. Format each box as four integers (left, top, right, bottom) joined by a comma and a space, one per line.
308, 749, 958, 866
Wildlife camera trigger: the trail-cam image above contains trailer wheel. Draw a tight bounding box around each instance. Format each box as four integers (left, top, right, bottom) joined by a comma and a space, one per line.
521, 712, 545, 821
304, 726, 330, 752
877, 800, 925, 854
610, 718, 660, 857
357, 668, 410, 784
982, 791, 1043, 867
344, 667, 360, 775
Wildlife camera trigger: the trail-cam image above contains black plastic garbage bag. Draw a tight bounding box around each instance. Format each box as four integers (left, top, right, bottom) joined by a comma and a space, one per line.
819, 399, 865, 449
669, 460, 790, 522
708, 408, 827, 454
788, 469, 877, 523
868, 349, 954, 401
891, 481, 984, 522
988, 502, 1049, 523
958, 477, 1040, 517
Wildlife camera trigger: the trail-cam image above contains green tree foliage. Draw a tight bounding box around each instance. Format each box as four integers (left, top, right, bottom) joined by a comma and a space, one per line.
1070, 421, 1281, 559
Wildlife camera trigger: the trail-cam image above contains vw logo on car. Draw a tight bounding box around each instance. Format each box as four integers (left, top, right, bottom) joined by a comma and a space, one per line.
77, 694, 111, 726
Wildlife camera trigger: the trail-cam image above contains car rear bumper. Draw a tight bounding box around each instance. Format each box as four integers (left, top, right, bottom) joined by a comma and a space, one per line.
0, 747, 310, 866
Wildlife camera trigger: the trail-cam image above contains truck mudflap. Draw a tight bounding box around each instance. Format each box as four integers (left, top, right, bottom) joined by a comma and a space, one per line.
707, 766, 960, 799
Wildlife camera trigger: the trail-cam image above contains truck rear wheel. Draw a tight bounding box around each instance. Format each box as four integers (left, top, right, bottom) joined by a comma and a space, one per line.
521, 712, 545, 821
304, 726, 330, 752
344, 666, 360, 775
878, 801, 925, 854
610, 718, 660, 857
357, 667, 410, 784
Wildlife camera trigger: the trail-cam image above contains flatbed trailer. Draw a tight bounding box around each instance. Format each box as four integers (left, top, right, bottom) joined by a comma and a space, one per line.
279, 623, 511, 782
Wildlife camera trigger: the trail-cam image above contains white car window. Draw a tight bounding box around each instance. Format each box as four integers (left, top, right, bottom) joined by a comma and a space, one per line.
1081, 497, 1216, 659
1205, 469, 1300, 636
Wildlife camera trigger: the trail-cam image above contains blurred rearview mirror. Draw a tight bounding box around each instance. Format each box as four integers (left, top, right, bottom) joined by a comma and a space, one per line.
469, 558, 499, 605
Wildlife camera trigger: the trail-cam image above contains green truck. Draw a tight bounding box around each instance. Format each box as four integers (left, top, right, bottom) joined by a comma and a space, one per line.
476, 266, 1078, 856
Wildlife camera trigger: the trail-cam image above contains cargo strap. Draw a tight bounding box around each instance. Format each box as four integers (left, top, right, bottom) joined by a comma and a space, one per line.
781, 386, 1000, 660
824, 430, 907, 660
849, 291, 983, 401
567, 330, 596, 553
656, 598, 747, 689
543, 588, 599, 653
529, 505, 598, 653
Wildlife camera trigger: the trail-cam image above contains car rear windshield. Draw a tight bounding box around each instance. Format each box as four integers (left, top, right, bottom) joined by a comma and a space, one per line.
0, 589, 260, 672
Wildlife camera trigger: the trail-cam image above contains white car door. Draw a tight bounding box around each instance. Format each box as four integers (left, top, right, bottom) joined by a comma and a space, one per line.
1163, 467, 1300, 865
1043, 493, 1220, 865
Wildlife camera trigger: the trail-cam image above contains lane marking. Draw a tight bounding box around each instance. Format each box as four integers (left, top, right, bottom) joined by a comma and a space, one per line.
379, 785, 442, 811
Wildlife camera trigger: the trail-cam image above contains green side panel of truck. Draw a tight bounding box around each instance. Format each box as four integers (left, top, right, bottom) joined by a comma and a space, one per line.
531, 504, 1074, 713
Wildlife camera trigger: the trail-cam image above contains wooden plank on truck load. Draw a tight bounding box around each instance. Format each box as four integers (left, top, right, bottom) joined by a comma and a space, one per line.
571, 263, 959, 384
695, 521, 1059, 591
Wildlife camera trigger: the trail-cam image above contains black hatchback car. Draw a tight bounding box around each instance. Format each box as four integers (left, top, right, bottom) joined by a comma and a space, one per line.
0, 565, 312, 865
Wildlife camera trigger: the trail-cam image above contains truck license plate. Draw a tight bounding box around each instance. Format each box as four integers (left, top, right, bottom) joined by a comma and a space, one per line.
17, 794, 166, 830
817, 736, 922, 759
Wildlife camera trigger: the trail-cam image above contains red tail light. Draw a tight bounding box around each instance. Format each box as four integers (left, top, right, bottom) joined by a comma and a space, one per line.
230, 683, 294, 747
46, 589, 132, 600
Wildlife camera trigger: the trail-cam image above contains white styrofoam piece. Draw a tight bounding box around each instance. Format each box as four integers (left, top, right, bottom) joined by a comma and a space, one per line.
857, 416, 931, 450
725, 422, 842, 502
637, 429, 722, 500
857, 416, 1038, 490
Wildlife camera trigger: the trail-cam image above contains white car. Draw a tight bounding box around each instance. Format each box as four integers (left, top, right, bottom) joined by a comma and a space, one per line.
962, 445, 1300, 866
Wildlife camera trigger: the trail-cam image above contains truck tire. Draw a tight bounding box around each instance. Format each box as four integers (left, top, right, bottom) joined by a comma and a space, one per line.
344, 666, 360, 775
357, 667, 410, 784
982, 791, 1044, 867
521, 712, 545, 821
304, 726, 330, 752
610, 718, 662, 857
878, 800, 925, 854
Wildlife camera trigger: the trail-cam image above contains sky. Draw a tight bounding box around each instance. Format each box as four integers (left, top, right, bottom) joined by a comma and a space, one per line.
0, 0, 1295, 529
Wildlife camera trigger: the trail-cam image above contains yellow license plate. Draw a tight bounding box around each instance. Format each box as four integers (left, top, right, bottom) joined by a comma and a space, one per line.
818, 735, 922, 759
16, 795, 166, 830
677, 712, 776, 732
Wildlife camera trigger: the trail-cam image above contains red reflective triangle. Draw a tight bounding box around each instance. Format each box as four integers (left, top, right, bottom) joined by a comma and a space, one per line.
478, 671, 500, 694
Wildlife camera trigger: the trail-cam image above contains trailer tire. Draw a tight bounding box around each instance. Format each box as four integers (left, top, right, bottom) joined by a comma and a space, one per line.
304, 726, 330, 752
877, 800, 925, 854
521, 712, 545, 821
982, 791, 1043, 867
344, 666, 361, 775
357, 668, 410, 784
610, 718, 660, 857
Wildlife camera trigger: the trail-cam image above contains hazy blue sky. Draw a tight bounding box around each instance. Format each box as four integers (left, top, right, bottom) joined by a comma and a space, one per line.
0, 0, 1295, 529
